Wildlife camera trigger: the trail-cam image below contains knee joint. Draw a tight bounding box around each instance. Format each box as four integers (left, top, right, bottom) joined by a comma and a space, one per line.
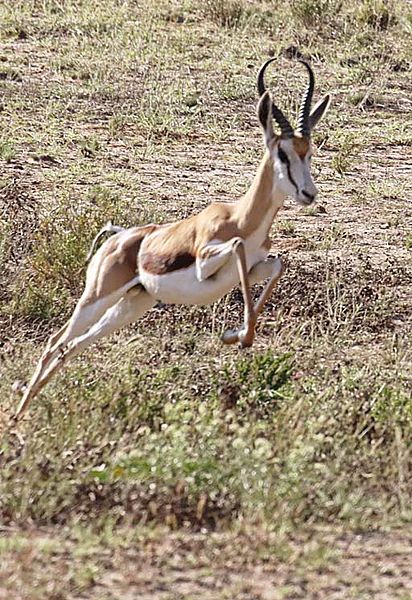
232, 238, 244, 251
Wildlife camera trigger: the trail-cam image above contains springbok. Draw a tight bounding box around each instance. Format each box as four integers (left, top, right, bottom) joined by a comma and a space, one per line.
15, 58, 330, 419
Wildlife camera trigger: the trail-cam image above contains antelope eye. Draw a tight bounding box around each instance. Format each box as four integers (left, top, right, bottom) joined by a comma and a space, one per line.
278, 147, 289, 164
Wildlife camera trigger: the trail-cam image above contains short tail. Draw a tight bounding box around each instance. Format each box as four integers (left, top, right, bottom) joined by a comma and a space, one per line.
85, 221, 125, 264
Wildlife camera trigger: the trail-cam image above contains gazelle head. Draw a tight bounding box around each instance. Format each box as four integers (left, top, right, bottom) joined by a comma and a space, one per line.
257, 58, 330, 206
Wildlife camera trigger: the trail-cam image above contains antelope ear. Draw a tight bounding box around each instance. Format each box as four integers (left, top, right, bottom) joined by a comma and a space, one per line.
257, 91, 274, 146
309, 94, 331, 130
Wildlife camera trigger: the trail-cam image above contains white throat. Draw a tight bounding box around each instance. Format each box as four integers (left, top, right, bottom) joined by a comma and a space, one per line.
270, 168, 288, 211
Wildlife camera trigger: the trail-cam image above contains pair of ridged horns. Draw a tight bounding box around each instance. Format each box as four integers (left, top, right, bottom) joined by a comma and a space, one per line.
257, 57, 314, 138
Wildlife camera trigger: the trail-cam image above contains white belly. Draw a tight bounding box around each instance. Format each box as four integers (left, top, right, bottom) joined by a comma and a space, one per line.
139, 243, 269, 306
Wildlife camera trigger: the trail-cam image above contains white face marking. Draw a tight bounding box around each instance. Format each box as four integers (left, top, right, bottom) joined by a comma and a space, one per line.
272, 138, 318, 205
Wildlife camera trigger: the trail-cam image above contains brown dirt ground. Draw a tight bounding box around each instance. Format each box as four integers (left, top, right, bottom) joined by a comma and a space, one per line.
1, 526, 412, 599
1, 12, 412, 600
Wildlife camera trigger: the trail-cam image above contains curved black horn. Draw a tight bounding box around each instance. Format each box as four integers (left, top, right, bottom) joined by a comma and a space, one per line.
297, 60, 315, 137
257, 58, 294, 138
257, 57, 277, 97
271, 104, 294, 138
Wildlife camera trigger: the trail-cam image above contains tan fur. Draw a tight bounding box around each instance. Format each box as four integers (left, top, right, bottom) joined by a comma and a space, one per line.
140, 153, 276, 275
292, 136, 310, 159
78, 153, 275, 283
79, 143, 297, 284
14, 65, 330, 420
262, 236, 272, 252
85, 225, 157, 301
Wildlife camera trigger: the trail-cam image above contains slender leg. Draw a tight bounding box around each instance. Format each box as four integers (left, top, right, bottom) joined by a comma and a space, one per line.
18, 309, 93, 394
253, 257, 284, 314
18, 288, 155, 408
248, 257, 281, 285
33, 320, 71, 377
15, 297, 116, 419
222, 239, 256, 348
222, 253, 284, 348
15, 274, 142, 419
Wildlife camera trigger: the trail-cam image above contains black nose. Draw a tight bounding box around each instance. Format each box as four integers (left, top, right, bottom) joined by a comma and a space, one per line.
302, 190, 315, 202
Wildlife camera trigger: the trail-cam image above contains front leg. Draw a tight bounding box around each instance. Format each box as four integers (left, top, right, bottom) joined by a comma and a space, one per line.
221, 239, 256, 348
196, 237, 254, 347
248, 257, 283, 285
222, 253, 284, 348
253, 256, 284, 314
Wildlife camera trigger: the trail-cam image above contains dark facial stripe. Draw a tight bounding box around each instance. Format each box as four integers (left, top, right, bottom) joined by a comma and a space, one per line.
278, 147, 299, 194
286, 163, 299, 194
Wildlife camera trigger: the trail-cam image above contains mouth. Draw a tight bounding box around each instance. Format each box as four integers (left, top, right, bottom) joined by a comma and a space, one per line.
296, 194, 316, 206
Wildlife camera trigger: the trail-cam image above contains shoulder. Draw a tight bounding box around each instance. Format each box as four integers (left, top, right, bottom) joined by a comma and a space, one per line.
203, 201, 235, 218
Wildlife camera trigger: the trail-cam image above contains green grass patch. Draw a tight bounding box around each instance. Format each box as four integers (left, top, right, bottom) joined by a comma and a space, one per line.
0, 0, 411, 548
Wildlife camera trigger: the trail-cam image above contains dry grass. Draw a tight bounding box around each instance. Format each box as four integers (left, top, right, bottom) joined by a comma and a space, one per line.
1, 0, 412, 598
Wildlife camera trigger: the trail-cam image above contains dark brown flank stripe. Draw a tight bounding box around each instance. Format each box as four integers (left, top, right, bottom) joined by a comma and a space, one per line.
140, 251, 195, 275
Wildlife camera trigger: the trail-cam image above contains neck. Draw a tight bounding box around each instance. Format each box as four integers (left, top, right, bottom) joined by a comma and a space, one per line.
234, 150, 286, 231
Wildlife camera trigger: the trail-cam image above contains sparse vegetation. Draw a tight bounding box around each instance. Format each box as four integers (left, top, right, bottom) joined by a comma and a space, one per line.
0, 140, 15, 162
0, 0, 411, 598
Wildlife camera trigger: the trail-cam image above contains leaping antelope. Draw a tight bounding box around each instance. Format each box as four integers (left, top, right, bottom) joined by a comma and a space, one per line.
15, 58, 330, 419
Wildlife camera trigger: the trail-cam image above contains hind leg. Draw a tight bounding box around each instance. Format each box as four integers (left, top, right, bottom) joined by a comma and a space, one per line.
19, 303, 98, 394
15, 274, 142, 420
18, 287, 155, 410
15, 319, 71, 395
15, 298, 113, 420
15, 226, 156, 420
